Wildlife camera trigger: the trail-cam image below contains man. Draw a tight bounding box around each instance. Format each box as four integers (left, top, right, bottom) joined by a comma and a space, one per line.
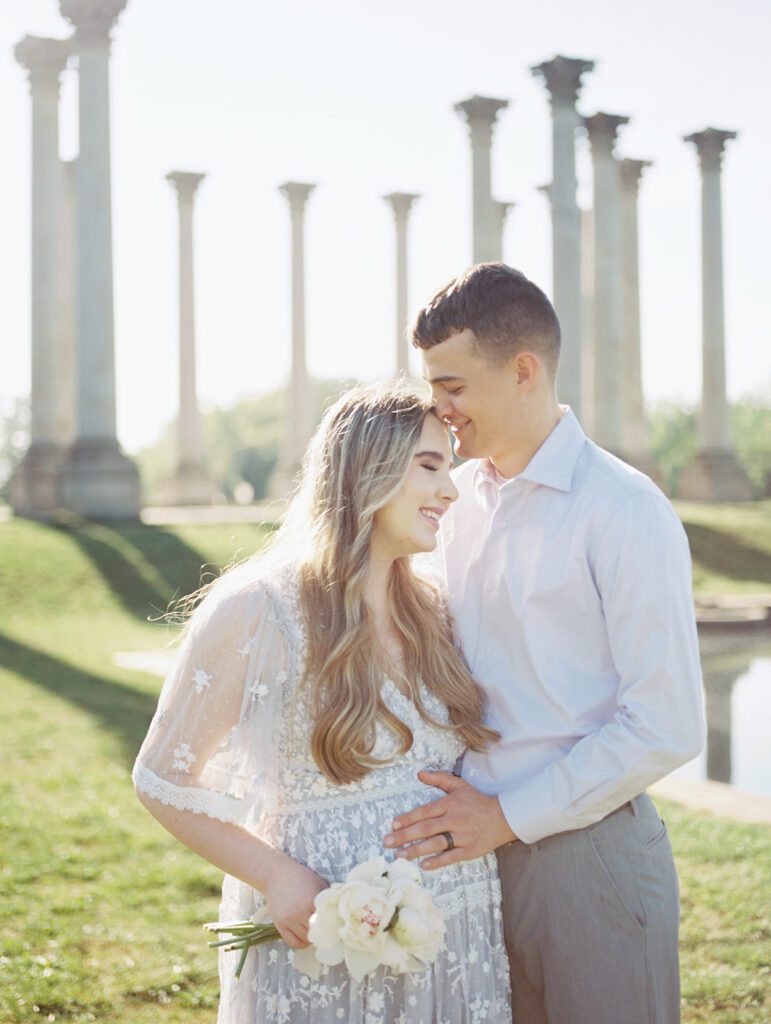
383, 263, 705, 1023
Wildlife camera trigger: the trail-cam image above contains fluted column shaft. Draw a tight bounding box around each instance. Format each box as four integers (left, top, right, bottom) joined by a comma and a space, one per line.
167, 172, 206, 470
532, 57, 595, 417
15, 37, 70, 448
71, 17, 119, 438
585, 113, 629, 451
455, 96, 508, 263
685, 129, 736, 453
59, 0, 140, 517
384, 192, 419, 376
279, 182, 315, 478
620, 159, 651, 457
580, 206, 595, 435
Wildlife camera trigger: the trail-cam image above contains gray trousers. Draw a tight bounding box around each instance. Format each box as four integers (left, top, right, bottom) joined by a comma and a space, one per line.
496, 793, 680, 1024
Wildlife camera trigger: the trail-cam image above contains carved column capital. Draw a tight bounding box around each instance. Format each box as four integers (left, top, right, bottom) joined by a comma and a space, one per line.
15, 35, 71, 91
167, 171, 206, 203
684, 128, 737, 172
531, 54, 595, 107
59, 0, 127, 46
583, 112, 630, 157
383, 192, 420, 222
620, 159, 652, 195
454, 94, 509, 146
279, 181, 316, 212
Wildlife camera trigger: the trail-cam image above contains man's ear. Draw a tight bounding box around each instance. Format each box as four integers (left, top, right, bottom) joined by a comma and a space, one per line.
513, 352, 539, 387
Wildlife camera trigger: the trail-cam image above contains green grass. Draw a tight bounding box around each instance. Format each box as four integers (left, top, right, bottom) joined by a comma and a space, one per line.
676, 499, 771, 596
0, 512, 769, 1023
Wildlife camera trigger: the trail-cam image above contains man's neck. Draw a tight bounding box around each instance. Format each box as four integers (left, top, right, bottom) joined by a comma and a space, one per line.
490, 403, 564, 479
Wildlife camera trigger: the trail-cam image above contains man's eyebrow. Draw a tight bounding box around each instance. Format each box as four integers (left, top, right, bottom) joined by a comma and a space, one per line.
423, 374, 465, 384
414, 450, 446, 461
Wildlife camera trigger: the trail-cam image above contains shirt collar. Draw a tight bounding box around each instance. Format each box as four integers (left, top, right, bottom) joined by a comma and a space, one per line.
473, 406, 586, 495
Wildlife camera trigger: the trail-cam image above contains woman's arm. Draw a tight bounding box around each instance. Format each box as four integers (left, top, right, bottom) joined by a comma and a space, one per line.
134, 578, 327, 947
136, 789, 327, 947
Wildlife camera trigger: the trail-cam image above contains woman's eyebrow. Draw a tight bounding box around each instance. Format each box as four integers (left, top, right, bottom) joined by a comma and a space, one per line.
414, 450, 446, 461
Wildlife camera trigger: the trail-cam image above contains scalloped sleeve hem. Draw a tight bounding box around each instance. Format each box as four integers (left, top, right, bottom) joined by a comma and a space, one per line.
132, 761, 246, 826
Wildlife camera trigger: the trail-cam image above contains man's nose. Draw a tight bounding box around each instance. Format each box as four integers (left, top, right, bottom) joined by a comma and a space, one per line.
432, 394, 453, 421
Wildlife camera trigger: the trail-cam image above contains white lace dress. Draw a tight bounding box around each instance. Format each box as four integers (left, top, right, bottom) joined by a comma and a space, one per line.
132, 565, 511, 1024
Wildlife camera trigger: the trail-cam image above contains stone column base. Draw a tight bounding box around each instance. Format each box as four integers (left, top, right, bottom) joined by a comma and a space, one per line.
677, 449, 754, 502
619, 451, 668, 494
60, 438, 142, 518
153, 462, 219, 506
9, 442, 68, 518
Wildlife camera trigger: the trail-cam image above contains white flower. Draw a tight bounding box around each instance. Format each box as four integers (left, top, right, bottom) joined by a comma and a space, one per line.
389, 883, 445, 968
172, 743, 196, 772
249, 681, 269, 704
192, 668, 212, 694
238, 636, 256, 657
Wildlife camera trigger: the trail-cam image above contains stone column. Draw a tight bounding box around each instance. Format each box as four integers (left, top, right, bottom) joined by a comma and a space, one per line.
59, 0, 140, 518
584, 113, 629, 453
619, 158, 655, 471
493, 200, 514, 260
532, 56, 595, 419
679, 129, 753, 500
60, 158, 77, 447
454, 95, 509, 263
270, 182, 315, 499
383, 192, 420, 377
158, 171, 217, 505
580, 205, 595, 434
10, 35, 71, 517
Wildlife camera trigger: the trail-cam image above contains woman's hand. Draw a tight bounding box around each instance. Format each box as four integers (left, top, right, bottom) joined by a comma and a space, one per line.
263, 859, 329, 948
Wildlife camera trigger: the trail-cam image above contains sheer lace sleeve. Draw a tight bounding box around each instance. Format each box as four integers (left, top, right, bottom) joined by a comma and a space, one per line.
132, 571, 289, 830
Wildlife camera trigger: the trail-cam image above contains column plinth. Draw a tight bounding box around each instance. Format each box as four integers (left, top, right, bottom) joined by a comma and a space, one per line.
58, 0, 140, 517
584, 112, 629, 453
270, 182, 316, 499
454, 95, 509, 263
532, 55, 595, 418
155, 171, 217, 506
384, 192, 420, 377
678, 128, 752, 500
10, 35, 72, 518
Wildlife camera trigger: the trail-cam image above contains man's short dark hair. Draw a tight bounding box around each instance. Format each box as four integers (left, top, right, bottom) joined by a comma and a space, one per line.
410, 263, 561, 377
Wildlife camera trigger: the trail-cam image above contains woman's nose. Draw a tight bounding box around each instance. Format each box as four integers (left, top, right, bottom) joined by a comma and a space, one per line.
439, 475, 459, 504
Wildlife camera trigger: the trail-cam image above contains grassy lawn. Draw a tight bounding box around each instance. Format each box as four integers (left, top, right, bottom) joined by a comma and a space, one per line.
0, 511, 769, 1023
676, 499, 771, 596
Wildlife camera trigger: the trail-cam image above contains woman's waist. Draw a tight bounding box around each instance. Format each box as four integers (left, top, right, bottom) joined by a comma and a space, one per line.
271, 758, 458, 815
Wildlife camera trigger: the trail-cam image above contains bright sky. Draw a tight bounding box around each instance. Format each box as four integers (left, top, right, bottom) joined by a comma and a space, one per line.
2, 0, 770, 454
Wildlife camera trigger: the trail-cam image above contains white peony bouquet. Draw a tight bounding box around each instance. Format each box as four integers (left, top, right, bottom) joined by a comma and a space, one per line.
204, 855, 445, 982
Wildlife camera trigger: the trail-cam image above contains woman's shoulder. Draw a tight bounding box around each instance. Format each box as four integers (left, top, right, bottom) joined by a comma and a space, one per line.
189, 560, 302, 638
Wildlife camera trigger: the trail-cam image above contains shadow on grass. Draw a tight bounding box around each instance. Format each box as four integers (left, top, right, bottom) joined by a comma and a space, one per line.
0, 631, 157, 768
57, 521, 212, 622
684, 522, 771, 586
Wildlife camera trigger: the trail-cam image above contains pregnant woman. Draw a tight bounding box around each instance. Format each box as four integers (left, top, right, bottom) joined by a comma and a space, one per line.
133, 382, 512, 1023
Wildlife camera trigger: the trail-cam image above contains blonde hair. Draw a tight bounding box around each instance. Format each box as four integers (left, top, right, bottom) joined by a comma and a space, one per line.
176, 381, 497, 785
284, 381, 498, 784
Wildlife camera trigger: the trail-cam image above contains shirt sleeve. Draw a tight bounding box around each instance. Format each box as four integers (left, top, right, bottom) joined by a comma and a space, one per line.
500, 490, 706, 844
132, 574, 288, 830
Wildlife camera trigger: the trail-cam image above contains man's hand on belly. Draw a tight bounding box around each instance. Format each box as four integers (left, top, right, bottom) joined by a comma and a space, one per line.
382, 770, 519, 869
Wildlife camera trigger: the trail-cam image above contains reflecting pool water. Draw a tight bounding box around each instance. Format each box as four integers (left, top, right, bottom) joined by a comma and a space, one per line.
669, 626, 771, 798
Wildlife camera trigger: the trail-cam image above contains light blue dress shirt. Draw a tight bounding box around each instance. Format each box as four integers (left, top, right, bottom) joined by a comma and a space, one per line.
441, 407, 706, 844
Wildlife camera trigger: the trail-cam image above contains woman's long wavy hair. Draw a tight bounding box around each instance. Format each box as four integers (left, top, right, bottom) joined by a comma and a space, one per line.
279, 381, 498, 784
175, 381, 497, 785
